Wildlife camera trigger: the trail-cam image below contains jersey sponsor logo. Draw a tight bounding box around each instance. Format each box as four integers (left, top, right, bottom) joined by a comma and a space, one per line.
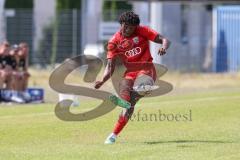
125, 47, 142, 57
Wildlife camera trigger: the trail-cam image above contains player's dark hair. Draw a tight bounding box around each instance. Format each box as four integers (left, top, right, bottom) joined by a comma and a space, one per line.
118, 11, 140, 25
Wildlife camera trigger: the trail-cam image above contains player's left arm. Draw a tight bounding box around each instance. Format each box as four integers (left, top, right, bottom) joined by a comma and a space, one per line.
153, 34, 171, 56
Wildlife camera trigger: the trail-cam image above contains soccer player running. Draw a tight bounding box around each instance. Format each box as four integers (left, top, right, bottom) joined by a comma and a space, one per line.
94, 11, 171, 144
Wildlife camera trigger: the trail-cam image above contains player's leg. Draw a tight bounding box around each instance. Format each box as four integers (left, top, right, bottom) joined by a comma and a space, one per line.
0, 70, 9, 102
105, 74, 156, 143
109, 94, 131, 109
18, 72, 31, 102
22, 71, 30, 91
112, 90, 143, 130
16, 72, 25, 91
6, 71, 17, 90
10, 71, 24, 91
112, 74, 155, 135
133, 74, 156, 96
6, 71, 26, 103
109, 76, 150, 109
0, 70, 7, 88
105, 79, 133, 144
105, 79, 145, 144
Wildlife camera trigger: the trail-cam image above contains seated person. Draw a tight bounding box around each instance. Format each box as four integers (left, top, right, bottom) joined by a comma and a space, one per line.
0, 42, 31, 103
7, 46, 18, 90
9, 42, 30, 92
0, 41, 12, 89
7, 43, 31, 103
18, 42, 30, 91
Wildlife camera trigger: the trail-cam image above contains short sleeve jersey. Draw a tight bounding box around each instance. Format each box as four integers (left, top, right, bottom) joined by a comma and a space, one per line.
107, 25, 158, 80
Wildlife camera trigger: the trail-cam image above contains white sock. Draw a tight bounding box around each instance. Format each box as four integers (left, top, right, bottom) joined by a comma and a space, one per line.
109, 133, 117, 138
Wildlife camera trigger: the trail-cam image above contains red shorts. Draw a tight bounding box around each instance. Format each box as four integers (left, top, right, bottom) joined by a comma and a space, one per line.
124, 67, 156, 81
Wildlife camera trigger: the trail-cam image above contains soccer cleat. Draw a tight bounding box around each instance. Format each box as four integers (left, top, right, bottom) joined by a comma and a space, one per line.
104, 133, 117, 144
133, 85, 159, 95
109, 95, 131, 109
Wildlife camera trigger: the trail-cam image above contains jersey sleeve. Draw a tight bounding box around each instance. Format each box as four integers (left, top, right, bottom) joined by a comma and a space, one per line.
138, 26, 158, 42
106, 33, 119, 59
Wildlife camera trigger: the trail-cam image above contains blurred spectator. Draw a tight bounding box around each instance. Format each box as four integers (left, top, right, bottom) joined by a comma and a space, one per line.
9, 42, 30, 91
0, 41, 12, 89
0, 41, 31, 103
8, 46, 18, 90
18, 42, 30, 91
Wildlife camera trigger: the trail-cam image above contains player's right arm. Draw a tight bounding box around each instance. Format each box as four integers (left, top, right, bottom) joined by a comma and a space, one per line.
94, 58, 116, 89
94, 32, 119, 89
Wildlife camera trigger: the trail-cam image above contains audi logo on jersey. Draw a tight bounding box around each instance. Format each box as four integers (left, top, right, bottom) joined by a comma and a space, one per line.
125, 47, 142, 57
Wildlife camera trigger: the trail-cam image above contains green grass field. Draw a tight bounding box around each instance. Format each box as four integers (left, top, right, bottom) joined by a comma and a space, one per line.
0, 86, 240, 160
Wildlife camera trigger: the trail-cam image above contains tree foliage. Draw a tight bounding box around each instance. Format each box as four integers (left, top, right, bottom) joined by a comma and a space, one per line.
57, 0, 81, 11
102, 0, 132, 21
5, 0, 33, 9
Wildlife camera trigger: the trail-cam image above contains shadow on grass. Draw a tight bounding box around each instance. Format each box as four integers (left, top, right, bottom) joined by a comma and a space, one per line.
144, 140, 234, 145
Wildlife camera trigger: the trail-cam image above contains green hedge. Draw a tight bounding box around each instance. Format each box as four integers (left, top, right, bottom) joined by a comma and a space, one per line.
5, 0, 33, 9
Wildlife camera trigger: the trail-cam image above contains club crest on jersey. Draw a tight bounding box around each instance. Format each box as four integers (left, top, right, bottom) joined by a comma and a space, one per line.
133, 37, 139, 44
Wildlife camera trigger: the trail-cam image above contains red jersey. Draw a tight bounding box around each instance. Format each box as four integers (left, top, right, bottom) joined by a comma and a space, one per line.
107, 25, 158, 80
